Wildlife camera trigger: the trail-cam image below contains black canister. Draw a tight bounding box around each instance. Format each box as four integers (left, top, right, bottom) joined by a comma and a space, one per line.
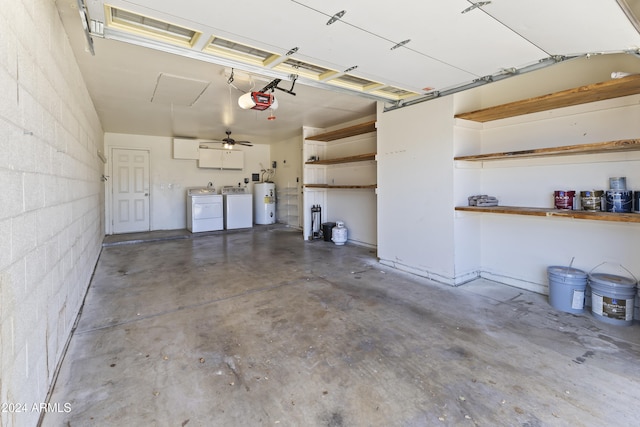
322, 222, 336, 241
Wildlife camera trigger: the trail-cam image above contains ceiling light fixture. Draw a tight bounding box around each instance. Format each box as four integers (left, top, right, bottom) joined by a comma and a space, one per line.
286, 47, 299, 56
390, 39, 411, 50
343, 65, 358, 73
461, 1, 492, 14
326, 10, 346, 25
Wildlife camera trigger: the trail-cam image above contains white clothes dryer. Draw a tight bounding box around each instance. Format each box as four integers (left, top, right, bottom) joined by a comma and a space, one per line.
187, 188, 223, 232
222, 186, 253, 229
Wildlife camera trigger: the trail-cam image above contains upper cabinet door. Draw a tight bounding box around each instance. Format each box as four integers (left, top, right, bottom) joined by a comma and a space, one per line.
198, 148, 244, 169
198, 148, 223, 168
222, 150, 244, 170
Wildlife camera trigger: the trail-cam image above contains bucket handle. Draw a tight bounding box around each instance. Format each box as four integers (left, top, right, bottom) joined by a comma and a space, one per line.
589, 262, 638, 284
560, 257, 575, 283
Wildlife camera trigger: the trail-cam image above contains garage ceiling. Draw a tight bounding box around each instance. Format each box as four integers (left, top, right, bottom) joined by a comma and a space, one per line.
55, 0, 640, 143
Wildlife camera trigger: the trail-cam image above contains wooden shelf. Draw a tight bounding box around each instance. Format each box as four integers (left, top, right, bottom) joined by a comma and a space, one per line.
454, 75, 640, 123
305, 120, 376, 141
305, 152, 376, 165
455, 206, 640, 223
454, 139, 640, 161
304, 184, 377, 189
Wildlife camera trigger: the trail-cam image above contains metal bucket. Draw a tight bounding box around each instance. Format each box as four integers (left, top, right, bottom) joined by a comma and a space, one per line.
589, 267, 637, 326
547, 266, 588, 314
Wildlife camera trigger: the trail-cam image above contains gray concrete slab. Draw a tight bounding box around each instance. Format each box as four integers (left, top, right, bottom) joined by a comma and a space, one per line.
42, 227, 640, 426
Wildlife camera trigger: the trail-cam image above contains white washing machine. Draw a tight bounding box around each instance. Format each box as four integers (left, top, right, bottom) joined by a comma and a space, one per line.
222, 186, 253, 229
254, 182, 276, 224
187, 188, 223, 232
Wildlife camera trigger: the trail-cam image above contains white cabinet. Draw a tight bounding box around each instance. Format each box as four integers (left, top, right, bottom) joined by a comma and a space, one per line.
221, 150, 244, 170
198, 148, 244, 170
173, 138, 200, 160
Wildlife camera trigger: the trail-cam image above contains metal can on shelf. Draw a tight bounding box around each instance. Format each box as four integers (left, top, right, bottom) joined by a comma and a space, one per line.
554, 190, 575, 210
605, 190, 633, 213
580, 190, 603, 211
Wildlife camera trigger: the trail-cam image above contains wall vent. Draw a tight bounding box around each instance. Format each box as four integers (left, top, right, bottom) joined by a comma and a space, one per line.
203, 37, 279, 67
105, 6, 201, 47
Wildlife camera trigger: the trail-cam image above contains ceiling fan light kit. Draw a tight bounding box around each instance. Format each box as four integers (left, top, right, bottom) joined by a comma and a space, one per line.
221, 130, 253, 147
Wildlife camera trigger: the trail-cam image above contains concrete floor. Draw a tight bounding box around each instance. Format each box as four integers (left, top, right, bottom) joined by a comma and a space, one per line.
42, 226, 640, 426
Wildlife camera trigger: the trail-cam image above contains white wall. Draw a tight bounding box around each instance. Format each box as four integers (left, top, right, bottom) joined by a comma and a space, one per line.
270, 133, 302, 228
0, 2, 105, 425
104, 133, 270, 232
376, 97, 458, 283
466, 97, 640, 293
452, 122, 483, 283
376, 54, 640, 293
302, 118, 378, 247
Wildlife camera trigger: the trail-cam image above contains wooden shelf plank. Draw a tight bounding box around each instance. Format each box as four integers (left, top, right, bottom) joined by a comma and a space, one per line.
304, 184, 377, 189
305, 152, 376, 165
455, 205, 640, 223
454, 139, 640, 161
305, 120, 376, 141
454, 75, 640, 123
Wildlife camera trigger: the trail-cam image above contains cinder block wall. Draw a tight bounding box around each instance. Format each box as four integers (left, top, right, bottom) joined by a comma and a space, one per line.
0, 1, 104, 425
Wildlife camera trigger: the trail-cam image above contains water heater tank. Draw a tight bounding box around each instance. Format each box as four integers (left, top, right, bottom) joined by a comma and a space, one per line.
254, 182, 276, 224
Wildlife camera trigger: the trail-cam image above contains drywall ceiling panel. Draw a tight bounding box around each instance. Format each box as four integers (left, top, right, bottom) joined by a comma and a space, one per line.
151, 73, 210, 106
485, 0, 640, 54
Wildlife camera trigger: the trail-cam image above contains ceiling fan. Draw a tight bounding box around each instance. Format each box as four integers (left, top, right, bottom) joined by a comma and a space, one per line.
212, 130, 253, 148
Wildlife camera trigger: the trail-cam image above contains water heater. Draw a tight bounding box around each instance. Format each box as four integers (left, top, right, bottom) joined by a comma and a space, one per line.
254, 182, 276, 224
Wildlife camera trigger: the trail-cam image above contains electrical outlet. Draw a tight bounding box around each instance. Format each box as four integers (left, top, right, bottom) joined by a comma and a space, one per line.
272, 161, 277, 168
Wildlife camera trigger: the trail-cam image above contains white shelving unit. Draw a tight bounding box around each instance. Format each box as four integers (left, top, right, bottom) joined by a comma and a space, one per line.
302, 121, 378, 245
454, 76, 640, 224
276, 184, 300, 228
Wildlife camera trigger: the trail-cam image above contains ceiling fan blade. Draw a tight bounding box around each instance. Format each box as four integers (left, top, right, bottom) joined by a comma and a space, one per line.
237, 141, 253, 146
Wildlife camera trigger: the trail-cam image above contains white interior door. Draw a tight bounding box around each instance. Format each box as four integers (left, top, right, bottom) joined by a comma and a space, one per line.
112, 148, 150, 234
